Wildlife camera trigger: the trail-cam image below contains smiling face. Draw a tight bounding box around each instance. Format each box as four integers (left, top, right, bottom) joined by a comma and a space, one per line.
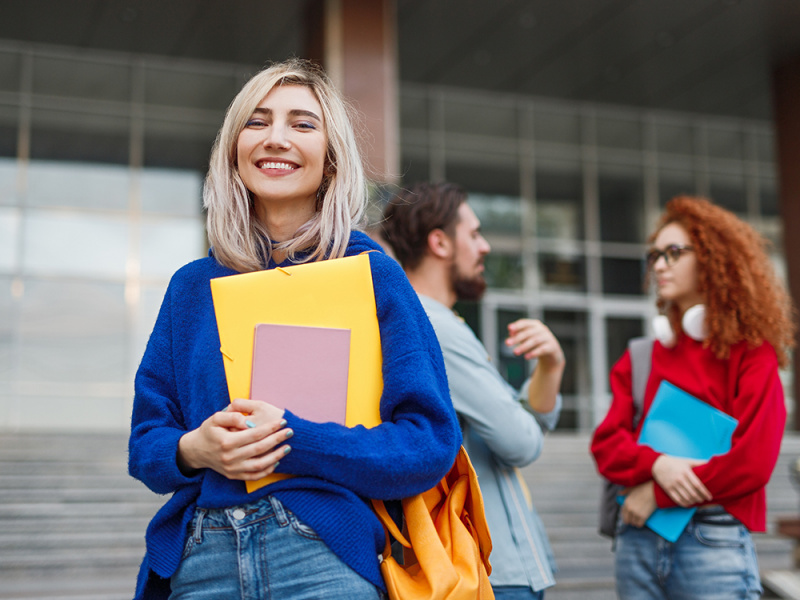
650, 222, 704, 313
236, 84, 327, 234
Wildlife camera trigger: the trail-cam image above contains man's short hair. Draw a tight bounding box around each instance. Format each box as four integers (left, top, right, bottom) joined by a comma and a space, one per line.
381, 182, 467, 270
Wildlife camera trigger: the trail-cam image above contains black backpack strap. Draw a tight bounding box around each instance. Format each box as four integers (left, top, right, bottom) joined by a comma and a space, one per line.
628, 336, 654, 430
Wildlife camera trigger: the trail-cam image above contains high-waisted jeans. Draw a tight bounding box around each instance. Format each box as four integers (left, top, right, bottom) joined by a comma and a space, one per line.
614, 507, 762, 600
169, 495, 385, 600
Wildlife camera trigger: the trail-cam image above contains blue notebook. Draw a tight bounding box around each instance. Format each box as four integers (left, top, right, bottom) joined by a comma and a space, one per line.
621, 380, 738, 542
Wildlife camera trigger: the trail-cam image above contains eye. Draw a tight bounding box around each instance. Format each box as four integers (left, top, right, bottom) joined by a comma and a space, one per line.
245, 117, 267, 128
665, 245, 683, 263
646, 249, 660, 266
295, 121, 318, 130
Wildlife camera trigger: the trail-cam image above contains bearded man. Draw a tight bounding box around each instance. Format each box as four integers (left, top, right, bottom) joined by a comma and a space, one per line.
381, 182, 565, 600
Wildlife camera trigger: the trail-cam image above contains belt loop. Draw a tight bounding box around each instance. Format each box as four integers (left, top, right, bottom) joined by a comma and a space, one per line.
269, 496, 289, 527
193, 508, 207, 543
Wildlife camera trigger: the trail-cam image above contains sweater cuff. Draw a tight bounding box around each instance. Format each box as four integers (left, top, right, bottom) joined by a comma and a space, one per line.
653, 483, 676, 508
635, 445, 661, 482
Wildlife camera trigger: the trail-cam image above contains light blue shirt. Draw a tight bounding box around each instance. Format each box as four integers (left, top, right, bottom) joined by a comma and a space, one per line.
418, 294, 559, 592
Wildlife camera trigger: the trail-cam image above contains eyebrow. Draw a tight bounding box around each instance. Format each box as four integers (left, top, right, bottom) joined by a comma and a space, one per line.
252, 107, 322, 122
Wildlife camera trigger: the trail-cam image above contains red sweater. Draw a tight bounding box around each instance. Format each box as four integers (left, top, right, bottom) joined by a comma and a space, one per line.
591, 335, 786, 532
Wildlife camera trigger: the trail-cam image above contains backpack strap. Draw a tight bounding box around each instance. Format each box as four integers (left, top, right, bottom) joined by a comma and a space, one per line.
627, 336, 654, 430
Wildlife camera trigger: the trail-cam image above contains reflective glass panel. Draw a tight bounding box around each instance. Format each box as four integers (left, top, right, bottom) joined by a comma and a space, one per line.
0, 50, 20, 93
484, 253, 523, 290
400, 150, 430, 186
140, 168, 203, 216
400, 90, 429, 130
602, 257, 645, 296
443, 94, 517, 138
143, 118, 218, 170
23, 211, 129, 278
709, 172, 747, 214
0, 157, 18, 205
144, 67, 237, 111
598, 167, 644, 243
30, 109, 129, 164
533, 106, 580, 145
0, 276, 11, 381
140, 218, 206, 280
468, 193, 522, 234
655, 121, 693, 155
535, 164, 583, 240
33, 55, 130, 102
707, 127, 744, 161
539, 253, 586, 292
0, 207, 19, 271
27, 160, 130, 211
0, 105, 16, 157
596, 114, 641, 150
658, 169, 695, 207
543, 309, 588, 430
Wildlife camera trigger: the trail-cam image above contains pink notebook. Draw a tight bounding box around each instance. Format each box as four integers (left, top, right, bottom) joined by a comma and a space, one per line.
250, 323, 351, 424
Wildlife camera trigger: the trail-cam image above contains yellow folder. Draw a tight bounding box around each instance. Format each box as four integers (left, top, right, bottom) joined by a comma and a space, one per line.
210, 252, 384, 492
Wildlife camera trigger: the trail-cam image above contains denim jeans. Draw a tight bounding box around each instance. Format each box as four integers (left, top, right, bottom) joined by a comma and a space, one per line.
614, 509, 762, 599
492, 585, 545, 600
169, 495, 385, 600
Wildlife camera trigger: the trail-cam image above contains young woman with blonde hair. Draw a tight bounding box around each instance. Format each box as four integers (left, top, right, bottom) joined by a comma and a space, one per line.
129, 59, 460, 600
592, 195, 795, 599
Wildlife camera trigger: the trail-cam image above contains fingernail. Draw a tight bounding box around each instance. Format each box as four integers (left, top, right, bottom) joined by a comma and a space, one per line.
280, 419, 287, 428
285, 429, 294, 439
283, 445, 292, 455
245, 420, 256, 429
273, 461, 280, 468
222, 405, 230, 412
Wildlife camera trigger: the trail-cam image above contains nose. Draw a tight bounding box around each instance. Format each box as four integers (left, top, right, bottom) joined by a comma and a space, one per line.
479, 235, 491, 255
263, 122, 290, 149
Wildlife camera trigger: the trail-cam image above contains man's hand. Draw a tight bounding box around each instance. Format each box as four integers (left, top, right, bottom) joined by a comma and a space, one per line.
506, 319, 565, 371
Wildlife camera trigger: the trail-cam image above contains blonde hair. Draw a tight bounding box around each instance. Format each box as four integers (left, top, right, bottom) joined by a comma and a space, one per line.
204, 59, 368, 272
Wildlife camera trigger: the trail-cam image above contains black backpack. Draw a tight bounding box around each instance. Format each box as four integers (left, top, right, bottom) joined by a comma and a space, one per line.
598, 336, 654, 538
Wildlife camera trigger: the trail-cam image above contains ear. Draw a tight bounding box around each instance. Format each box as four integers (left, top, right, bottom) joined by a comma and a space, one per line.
427, 228, 453, 260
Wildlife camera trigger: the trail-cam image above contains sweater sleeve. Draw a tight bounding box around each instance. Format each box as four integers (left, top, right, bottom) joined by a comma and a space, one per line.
590, 350, 661, 487
652, 343, 786, 509
272, 253, 462, 500
128, 274, 202, 495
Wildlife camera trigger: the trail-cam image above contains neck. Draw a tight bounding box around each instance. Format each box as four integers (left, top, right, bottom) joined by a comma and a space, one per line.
406, 260, 456, 308
254, 198, 316, 244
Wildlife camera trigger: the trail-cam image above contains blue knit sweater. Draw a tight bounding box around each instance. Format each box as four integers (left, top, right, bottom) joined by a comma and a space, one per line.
129, 232, 461, 599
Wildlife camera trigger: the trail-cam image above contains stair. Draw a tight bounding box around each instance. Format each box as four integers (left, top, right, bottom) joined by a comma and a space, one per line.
1, 431, 799, 599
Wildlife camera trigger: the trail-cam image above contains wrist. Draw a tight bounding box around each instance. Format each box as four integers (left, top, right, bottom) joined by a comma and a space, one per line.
177, 430, 202, 475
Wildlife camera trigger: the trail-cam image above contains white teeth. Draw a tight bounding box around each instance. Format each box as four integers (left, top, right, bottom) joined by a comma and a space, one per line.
258, 161, 297, 170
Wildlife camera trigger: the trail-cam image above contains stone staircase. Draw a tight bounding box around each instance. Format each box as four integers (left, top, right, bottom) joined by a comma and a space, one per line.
0, 431, 798, 600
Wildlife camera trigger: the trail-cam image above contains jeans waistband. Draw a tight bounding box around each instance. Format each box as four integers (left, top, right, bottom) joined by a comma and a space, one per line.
693, 506, 740, 526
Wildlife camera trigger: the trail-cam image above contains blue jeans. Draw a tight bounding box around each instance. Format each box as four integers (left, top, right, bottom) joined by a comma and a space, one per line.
492, 586, 544, 599
615, 509, 762, 599
169, 495, 385, 600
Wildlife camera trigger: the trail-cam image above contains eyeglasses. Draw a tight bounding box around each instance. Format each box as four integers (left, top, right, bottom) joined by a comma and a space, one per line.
646, 244, 694, 269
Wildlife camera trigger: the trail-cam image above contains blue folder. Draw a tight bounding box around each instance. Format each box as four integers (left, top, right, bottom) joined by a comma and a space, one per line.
619, 380, 738, 542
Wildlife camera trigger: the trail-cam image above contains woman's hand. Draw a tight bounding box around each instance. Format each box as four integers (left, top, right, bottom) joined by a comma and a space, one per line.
177, 398, 292, 481
651, 455, 712, 507
620, 482, 657, 528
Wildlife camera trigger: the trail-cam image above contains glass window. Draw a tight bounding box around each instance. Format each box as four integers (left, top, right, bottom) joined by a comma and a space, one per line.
755, 129, 774, 163
453, 300, 481, 340
543, 309, 588, 430
140, 168, 203, 216
533, 106, 580, 145
655, 121, 693, 155
602, 257, 645, 296
0, 105, 17, 158
27, 160, 130, 211
760, 178, 778, 217
0, 157, 18, 205
32, 55, 130, 102
709, 172, 747, 215
30, 109, 129, 164
468, 193, 522, 234
23, 210, 129, 279
443, 94, 517, 138
0, 50, 20, 93
145, 67, 237, 112
18, 279, 128, 384
0, 276, 12, 381
539, 253, 585, 292
484, 253, 523, 290
535, 164, 584, 240
0, 207, 19, 272
658, 169, 695, 207
143, 118, 217, 170
497, 307, 527, 389
606, 317, 644, 374
400, 150, 430, 187
140, 218, 205, 280
400, 90, 429, 131
596, 114, 641, 150
598, 166, 644, 243
706, 126, 744, 161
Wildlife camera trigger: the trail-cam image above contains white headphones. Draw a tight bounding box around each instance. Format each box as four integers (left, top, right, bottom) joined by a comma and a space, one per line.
652, 304, 707, 348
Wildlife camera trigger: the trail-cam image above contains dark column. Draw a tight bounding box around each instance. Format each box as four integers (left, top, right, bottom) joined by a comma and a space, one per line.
306, 0, 400, 184
773, 56, 800, 430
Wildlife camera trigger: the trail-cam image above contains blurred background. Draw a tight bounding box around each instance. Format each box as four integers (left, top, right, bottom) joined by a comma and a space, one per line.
2, 1, 800, 598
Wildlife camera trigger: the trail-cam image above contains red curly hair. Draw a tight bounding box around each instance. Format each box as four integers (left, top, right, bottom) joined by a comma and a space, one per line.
649, 196, 796, 367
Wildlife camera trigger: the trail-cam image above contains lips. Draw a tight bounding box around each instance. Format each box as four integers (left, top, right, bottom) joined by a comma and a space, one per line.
256, 159, 299, 170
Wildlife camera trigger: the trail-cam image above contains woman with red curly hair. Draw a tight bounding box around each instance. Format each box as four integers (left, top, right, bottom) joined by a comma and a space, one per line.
591, 196, 796, 599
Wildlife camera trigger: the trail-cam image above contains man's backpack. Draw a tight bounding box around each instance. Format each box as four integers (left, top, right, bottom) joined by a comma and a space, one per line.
598, 336, 654, 538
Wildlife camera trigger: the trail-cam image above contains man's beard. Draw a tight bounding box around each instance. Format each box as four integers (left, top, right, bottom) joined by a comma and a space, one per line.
450, 263, 487, 302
